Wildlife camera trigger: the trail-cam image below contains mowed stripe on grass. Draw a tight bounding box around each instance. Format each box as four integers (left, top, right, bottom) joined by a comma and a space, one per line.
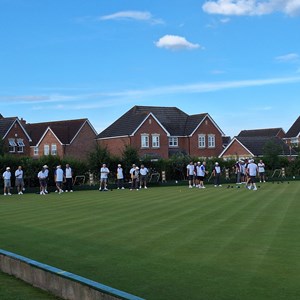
0, 183, 300, 300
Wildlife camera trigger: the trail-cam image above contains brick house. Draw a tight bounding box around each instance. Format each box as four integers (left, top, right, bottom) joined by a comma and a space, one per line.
25, 118, 98, 159
219, 136, 296, 160
96, 106, 226, 159
284, 116, 300, 148
0, 115, 32, 156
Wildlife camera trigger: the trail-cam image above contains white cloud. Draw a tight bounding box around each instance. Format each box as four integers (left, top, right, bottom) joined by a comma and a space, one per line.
155, 35, 201, 50
202, 0, 300, 17
275, 53, 300, 62
99, 11, 164, 24
2, 76, 300, 110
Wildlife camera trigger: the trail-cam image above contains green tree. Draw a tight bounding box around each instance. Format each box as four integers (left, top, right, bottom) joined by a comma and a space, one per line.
263, 140, 283, 169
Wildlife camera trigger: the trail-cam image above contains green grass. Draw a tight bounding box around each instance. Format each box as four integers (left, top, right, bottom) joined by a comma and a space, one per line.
0, 271, 61, 300
1, 182, 300, 300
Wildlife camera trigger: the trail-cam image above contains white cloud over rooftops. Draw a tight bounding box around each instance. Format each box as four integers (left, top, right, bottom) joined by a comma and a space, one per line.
155, 35, 201, 50
202, 0, 300, 17
99, 10, 164, 24
275, 53, 300, 62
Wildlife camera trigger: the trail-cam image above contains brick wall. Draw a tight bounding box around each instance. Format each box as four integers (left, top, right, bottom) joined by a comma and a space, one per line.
65, 123, 97, 159
220, 139, 251, 159
131, 115, 169, 159
189, 117, 223, 158
5, 122, 31, 156
98, 136, 131, 157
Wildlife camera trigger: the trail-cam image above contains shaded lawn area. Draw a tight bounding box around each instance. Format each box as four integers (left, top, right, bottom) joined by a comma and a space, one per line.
0, 182, 300, 300
0, 271, 61, 300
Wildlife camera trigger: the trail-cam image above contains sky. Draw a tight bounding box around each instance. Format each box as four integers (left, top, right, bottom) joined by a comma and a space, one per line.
1, 0, 300, 138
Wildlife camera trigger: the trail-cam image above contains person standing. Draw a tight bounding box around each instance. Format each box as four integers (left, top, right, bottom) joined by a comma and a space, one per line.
38, 167, 47, 195
139, 164, 149, 189
246, 159, 258, 191
258, 160, 266, 183
15, 165, 24, 195
65, 164, 74, 192
116, 164, 125, 189
130, 166, 140, 191
212, 162, 222, 187
198, 161, 208, 189
3, 167, 12, 195
99, 164, 110, 191
43, 165, 49, 194
186, 161, 195, 188
55, 165, 64, 194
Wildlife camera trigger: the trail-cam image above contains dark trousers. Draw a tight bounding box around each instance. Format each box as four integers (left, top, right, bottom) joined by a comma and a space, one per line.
65, 178, 73, 191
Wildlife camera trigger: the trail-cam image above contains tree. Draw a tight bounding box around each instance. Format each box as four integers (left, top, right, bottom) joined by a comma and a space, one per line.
263, 140, 283, 169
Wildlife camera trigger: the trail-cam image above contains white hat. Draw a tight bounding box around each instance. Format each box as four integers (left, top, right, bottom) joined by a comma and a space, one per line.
118, 164, 121, 167
57, 165, 61, 168
6, 167, 10, 170
215, 162, 219, 165
136, 166, 139, 169
43, 165, 48, 168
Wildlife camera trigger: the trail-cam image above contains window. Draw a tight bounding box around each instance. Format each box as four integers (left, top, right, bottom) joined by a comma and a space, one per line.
44, 145, 50, 155
152, 134, 160, 148
208, 134, 216, 148
169, 137, 178, 147
141, 134, 149, 148
51, 144, 57, 155
291, 137, 299, 147
8, 138, 17, 152
198, 134, 206, 148
16, 138, 25, 153
34, 146, 39, 156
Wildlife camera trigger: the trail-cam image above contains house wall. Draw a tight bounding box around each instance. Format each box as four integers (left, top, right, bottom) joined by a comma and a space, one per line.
5, 122, 31, 156
220, 140, 252, 159
131, 116, 169, 159
189, 117, 223, 158
98, 136, 131, 157
31, 130, 64, 158
277, 129, 286, 139
65, 123, 97, 159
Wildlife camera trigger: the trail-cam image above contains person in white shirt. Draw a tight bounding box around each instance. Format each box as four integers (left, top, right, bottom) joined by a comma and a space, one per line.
130, 166, 140, 191
198, 162, 208, 189
139, 164, 149, 189
42, 165, 49, 193
116, 164, 125, 189
64, 164, 73, 192
38, 167, 47, 195
100, 164, 110, 191
15, 165, 24, 195
186, 161, 195, 188
212, 162, 222, 187
258, 160, 266, 183
55, 165, 64, 194
246, 159, 258, 191
3, 167, 12, 195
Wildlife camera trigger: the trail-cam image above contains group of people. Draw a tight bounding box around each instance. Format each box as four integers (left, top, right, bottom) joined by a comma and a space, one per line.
2, 164, 74, 196
187, 161, 221, 189
2, 166, 24, 196
99, 163, 149, 191
187, 159, 266, 191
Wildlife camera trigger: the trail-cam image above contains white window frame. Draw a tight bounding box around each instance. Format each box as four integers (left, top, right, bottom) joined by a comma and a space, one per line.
152, 134, 160, 148
16, 138, 25, 153
51, 144, 57, 155
34, 146, 39, 156
208, 134, 216, 148
8, 138, 17, 153
169, 137, 178, 147
198, 134, 206, 148
141, 134, 149, 148
44, 144, 50, 156
291, 137, 299, 146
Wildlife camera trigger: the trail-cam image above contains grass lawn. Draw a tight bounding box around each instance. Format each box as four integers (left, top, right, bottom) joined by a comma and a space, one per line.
0, 182, 300, 300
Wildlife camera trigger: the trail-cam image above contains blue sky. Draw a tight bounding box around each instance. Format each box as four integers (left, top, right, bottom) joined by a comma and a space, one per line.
1, 0, 300, 137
